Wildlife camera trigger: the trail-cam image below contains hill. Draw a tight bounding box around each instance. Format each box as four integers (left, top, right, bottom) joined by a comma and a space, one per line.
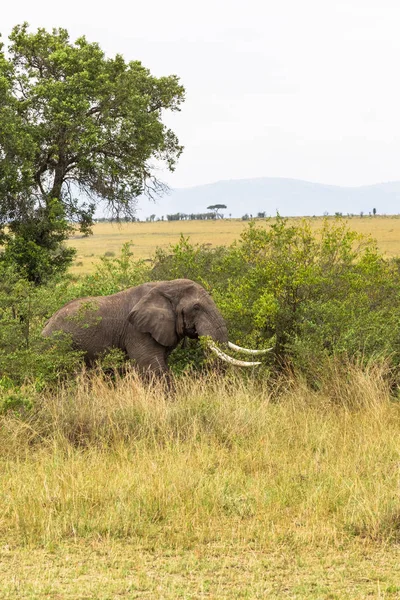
140, 178, 400, 219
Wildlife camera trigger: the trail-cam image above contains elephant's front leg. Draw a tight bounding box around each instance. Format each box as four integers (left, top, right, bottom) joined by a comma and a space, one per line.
125, 332, 169, 379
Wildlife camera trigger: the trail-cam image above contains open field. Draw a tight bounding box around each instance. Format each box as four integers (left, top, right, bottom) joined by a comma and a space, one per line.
66, 215, 400, 274
5, 216, 400, 597
2, 366, 400, 598
67, 219, 249, 274
2, 539, 400, 599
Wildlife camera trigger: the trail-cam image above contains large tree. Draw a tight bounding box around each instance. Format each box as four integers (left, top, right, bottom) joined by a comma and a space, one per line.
0, 23, 185, 282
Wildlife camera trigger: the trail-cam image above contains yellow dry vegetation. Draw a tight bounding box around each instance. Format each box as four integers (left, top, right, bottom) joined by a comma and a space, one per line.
1, 540, 400, 598
1, 365, 400, 597
66, 215, 400, 274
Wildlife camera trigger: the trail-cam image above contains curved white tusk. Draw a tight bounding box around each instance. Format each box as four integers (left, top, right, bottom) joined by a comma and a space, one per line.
228, 342, 273, 355
208, 342, 261, 367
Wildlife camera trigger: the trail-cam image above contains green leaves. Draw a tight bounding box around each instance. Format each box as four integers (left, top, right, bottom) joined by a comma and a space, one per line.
0, 23, 185, 283
149, 217, 400, 373
6, 23, 184, 211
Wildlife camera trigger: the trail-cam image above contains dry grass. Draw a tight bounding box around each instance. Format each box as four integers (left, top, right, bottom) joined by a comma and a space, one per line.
1, 539, 400, 598
2, 365, 400, 596
67, 215, 400, 274
67, 219, 249, 274
1, 365, 400, 550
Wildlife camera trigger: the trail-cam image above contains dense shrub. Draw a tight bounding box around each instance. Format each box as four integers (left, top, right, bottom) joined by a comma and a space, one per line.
151, 235, 230, 289
1, 217, 400, 391
0, 266, 84, 390
150, 217, 400, 377
0, 244, 151, 392
72, 242, 151, 297
0, 200, 76, 285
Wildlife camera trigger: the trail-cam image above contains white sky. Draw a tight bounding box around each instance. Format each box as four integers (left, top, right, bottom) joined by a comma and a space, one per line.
2, 0, 400, 189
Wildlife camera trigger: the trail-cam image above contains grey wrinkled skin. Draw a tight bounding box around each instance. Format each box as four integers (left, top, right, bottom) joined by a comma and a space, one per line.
42, 279, 228, 378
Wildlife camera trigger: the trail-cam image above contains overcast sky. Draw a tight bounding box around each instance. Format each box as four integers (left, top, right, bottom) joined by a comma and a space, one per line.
2, 0, 400, 189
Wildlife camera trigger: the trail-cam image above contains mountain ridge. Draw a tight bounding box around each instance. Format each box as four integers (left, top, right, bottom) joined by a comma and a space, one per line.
140, 177, 400, 219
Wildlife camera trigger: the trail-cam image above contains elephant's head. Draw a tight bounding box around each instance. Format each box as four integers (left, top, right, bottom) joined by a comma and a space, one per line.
129, 279, 227, 346
128, 279, 270, 366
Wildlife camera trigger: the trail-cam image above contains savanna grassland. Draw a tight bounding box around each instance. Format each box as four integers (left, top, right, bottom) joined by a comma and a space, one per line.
5, 21, 400, 599
3, 215, 400, 599
67, 215, 400, 274
1, 367, 400, 599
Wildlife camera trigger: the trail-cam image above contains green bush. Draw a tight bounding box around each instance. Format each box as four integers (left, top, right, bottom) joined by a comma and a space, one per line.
74, 242, 151, 297
2, 217, 400, 392
0, 376, 36, 415
151, 235, 229, 289
0, 266, 84, 387
0, 243, 152, 390
0, 199, 76, 285
150, 217, 400, 377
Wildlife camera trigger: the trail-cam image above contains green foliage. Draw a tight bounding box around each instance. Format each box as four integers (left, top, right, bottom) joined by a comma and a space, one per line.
0, 23, 185, 283
152, 235, 229, 288
0, 376, 36, 415
0, 265, 84, 387
150, 217, 400, 376
75, 242, 151, 297
167, 338, 212, 376
95, 347, 128, 372
0, 199, 76, 284
2, 216, 400, 396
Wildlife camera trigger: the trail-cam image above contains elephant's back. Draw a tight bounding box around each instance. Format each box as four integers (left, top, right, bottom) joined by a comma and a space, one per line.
42, 282, 157, 337
42, 296, 101, 335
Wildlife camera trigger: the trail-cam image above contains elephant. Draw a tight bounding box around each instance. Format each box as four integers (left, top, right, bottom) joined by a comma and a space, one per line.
42, 278, 270, 379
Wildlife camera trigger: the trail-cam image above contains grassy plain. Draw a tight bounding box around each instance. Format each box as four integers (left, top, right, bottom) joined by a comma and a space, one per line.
2, 367, 400, 598
5, 215, 400, 597
67, 215, 400, 274
2, 540, 400, 598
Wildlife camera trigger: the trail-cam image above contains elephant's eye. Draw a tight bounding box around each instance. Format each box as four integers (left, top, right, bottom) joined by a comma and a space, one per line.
193, 303, 200, 311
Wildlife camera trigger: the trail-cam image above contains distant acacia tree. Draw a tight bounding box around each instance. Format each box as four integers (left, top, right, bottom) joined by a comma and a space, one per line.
0, 23, 185, 282
207, 204, 227, 218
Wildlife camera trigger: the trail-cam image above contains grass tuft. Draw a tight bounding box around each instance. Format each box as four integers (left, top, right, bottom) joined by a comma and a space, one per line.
1, 362, 399, 550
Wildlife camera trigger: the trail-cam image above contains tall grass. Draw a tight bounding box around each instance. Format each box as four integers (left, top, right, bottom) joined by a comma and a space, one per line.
1, 362, 400, 549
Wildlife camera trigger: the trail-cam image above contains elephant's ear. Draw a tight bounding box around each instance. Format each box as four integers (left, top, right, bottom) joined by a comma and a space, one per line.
128, 288, 178, 347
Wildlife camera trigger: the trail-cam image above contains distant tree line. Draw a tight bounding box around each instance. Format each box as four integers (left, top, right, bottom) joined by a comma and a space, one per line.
167, 204, 228, 221
166, 212, 219, 221
95, 217, 140, 223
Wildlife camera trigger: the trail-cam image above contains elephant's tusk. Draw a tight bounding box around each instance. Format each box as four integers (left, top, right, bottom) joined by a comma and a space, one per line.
208, 342, 261, 367
228, 341, 273, 355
